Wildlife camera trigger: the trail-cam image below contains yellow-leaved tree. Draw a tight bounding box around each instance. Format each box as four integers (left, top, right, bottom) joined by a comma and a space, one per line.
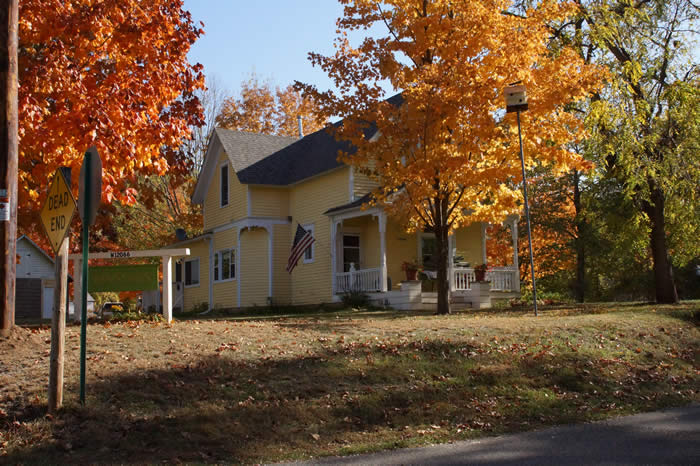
216, 75, 325, 137
298, 0, 605, 314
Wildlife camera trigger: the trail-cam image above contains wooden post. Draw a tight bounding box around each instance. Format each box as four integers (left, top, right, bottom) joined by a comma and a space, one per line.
48, 167, 71, 413
48, 236, 69, 414
0, 0, 18, 337
162, 256, 172, 323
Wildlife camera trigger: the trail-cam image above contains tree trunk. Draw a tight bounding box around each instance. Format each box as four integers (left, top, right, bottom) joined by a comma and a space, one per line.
642, 182, 678, 304
573, 171, 586, 303
434, 223, 451, 315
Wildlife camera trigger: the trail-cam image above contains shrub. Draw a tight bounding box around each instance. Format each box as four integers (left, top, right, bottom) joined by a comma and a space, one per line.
341, 289, 369, 308
109, 311, 163, 323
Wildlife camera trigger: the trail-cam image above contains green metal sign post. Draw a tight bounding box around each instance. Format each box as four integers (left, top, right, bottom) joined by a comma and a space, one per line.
79, 153, 90, 404
78, 147, 102, 404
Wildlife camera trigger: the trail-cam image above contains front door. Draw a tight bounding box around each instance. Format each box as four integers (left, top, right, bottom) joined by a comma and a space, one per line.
42, 287, 54, 319
343, 234, 360, 271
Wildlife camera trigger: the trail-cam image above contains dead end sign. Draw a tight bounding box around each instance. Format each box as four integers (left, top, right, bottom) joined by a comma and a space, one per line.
40, 169, 77, 253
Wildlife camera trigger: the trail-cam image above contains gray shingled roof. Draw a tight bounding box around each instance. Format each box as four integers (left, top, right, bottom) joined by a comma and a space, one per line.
235, 122, 354, 185
215, 128, 297, 173
224, 93, 404, 186
323, 192, 374, 215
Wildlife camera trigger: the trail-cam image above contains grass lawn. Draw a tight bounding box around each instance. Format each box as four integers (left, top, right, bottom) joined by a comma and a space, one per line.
1, 302, 698, 463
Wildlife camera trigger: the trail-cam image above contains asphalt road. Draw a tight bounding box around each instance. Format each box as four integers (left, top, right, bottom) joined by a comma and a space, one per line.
283, 404, 700, 465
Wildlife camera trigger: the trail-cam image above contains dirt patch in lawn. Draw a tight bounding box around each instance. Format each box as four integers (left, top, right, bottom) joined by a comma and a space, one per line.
1, 303, 699, 463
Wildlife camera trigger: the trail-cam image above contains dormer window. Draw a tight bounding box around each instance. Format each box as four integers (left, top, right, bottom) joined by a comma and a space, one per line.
220, 163, 229, 207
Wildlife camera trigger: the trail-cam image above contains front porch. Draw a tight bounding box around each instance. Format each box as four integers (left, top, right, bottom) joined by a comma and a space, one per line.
326, 201, 521, 310
336, 265, 519, 310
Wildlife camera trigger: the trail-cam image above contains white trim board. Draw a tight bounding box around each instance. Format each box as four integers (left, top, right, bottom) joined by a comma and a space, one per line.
69, 248, 190, 260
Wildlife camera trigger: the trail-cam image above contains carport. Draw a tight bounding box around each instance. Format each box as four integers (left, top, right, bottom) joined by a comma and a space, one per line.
69, 248, 190, 323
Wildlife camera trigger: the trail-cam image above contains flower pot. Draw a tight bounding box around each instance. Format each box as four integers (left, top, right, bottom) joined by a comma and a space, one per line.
475, 270, 487, 282
405, 269, 418, 281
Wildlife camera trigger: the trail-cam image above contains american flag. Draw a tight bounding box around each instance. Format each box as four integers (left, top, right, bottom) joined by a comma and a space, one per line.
286, 224, 315, 273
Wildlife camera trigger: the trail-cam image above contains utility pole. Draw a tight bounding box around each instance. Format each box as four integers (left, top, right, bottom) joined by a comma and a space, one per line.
0, 0, 18, 337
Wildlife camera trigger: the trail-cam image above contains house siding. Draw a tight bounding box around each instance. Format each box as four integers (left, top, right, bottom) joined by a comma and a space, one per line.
385, 219, 419, 290
240, 228, 269, 307
212, 227, 238, 309
272, 223, 292, 304
289, 167, 349, 305
249, 186, 289, 218
353, 165, 380, 201
454, 223, 484, 266
17, 238, 55, 279
203, 149, 247, 231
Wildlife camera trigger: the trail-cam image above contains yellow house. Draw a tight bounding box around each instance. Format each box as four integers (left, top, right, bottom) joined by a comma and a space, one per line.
169, 123, 520, 312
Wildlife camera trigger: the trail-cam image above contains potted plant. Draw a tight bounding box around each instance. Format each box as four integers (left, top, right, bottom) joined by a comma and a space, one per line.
401, 260, 422, 281
473, 263, 489, 282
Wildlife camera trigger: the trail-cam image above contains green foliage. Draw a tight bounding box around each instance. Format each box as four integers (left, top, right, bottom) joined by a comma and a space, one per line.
341, 290, 370, 308
91, 292, 120, 312
583, 0, 700, 263
109, 311, 163, 323
188, 302, 210, 314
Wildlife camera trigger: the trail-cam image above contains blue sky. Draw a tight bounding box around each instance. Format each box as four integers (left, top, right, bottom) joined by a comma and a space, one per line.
184, 1, 350, 96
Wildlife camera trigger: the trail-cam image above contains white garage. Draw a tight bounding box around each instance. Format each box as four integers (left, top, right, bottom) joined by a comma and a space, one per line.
15, 235, 93, 321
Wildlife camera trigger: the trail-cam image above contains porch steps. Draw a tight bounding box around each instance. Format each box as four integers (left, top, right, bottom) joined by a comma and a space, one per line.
422, 292, 471, 310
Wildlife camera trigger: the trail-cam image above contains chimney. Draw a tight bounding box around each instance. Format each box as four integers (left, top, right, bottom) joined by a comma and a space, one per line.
297, 115, 303, 139
175, 228, 187, 242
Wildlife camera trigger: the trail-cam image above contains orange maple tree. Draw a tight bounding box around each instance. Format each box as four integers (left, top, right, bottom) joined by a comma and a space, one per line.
299, 0, 605, 313
216, 75, 325, 137
487, 174, 577, 284
18, 0, 205, 230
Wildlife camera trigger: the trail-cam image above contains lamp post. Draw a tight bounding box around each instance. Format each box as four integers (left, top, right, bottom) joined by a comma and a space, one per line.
504, 84, 538, 316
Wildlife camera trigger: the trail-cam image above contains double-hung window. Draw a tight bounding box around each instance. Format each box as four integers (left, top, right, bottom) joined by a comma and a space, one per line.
184, 258, 200, 287
220, 163, 229, 207
303, 223, 315, 263
214, 248, 236, 281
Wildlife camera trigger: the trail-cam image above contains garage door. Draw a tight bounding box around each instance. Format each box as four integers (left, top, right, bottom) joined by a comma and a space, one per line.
16, 278, 41, 320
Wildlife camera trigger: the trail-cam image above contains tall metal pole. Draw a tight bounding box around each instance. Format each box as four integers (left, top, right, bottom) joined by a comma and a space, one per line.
516, 111, 538, 316
0, 0, 18, 337
80, 153, 91, 404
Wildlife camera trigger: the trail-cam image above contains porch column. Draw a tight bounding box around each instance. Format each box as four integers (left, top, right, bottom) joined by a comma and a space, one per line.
510, 216, 520, 292
266, 226, 273, 298
237, 228, 242, 308
208, 237, 214, 312
448, 234, 455, 292
72, 257, 82, 321
162, 256, 172, 323
330, 218, 339, 295
481, 223, 488, 264
378, 212, 387, 292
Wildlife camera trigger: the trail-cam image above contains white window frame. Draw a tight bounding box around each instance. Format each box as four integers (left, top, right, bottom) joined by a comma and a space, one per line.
220, 163, 229, 208
184, 258, 200, 288
214, 248, 236, 283
302, 223, 315, 264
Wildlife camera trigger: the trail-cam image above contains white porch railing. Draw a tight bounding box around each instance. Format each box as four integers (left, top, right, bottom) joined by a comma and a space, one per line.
453, 268, 476, 291
336, 265, 381, 293
453, 267, 518, 292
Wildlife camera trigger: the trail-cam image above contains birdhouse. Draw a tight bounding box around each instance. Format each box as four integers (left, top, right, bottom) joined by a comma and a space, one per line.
504, 85, 528, 113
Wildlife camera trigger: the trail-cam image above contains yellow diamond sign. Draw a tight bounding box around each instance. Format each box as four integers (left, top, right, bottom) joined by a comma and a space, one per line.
40, 169, 77, 253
